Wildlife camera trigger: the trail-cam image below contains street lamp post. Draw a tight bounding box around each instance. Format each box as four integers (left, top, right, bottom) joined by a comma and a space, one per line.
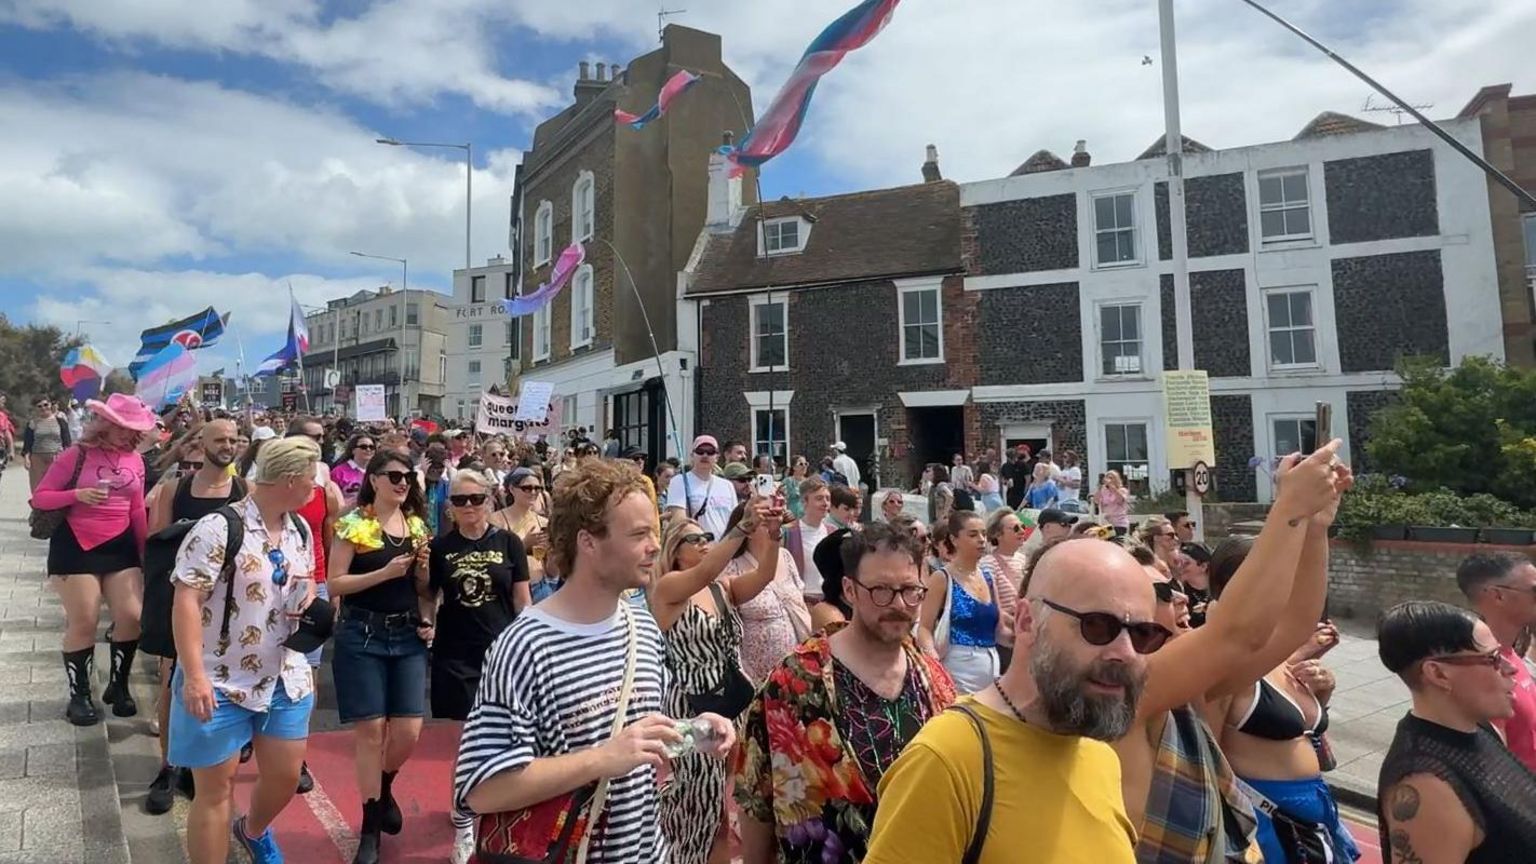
375, 138, 473, 272
350, 252, 409, 419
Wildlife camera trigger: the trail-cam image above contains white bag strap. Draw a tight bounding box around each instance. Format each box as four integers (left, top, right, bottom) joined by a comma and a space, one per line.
574, 602, 639, 864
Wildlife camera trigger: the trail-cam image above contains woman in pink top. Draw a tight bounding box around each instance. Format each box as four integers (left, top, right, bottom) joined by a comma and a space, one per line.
31, 393, 155, 727
330, 432, 375, 508
1094, 468, 1133, 535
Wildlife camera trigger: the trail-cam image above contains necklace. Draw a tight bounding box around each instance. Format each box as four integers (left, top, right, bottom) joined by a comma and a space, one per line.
994, 677, 1028, 725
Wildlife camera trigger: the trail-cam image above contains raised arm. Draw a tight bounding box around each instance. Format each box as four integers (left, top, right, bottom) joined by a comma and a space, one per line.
1136, 442, 1341, 720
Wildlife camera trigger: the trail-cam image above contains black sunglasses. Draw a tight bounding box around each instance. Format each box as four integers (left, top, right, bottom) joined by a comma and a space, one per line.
355, 443, 376, 451
694, 447, 718, 456
679, 532, 715, 546
178, 460, 204, 472
449, 493, 489, 507
375, 470, 415, 485
1040, 598, 1172, 654
517, 484, 544, 493
1152, 581, 1179, 604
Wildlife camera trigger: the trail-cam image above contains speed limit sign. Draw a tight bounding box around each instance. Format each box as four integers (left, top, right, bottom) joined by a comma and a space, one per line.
1191, 461, 1212, 496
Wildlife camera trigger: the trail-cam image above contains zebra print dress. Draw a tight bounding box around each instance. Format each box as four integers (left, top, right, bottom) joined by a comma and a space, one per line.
659, 583, 744, 864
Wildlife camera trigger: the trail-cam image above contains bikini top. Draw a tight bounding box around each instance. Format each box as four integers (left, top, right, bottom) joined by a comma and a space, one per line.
1236, 676, 1328, 741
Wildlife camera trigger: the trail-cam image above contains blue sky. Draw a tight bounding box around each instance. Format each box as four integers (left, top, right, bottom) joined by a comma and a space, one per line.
1, 0, 1530, 377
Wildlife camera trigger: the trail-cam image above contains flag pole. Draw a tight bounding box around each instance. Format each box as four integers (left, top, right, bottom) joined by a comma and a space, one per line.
290, 283, 312, 414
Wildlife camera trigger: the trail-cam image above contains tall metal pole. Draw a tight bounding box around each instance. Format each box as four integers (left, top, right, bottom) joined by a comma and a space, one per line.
1159, 0, 1204, 540
465, 144, 473, 272
401, 259, 409, 421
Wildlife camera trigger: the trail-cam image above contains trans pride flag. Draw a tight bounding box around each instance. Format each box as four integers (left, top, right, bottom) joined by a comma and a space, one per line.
135, 343, 199, 409
724, 0, 902, 174
614, 70, 702, 130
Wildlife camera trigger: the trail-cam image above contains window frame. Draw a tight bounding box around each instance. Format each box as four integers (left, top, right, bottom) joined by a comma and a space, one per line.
1257, 167, 1314, 243
504, 273, 517, 299
570, 264, 594, 350
1096, 300, 1146, 378
506, 317, 521, 361
532, 304, 551, 363
896, 278, 945, 366
1102, 420, 1152, 496
471, 275, 486, 304
1270, 414, 1319, 459
406, 303, 420, 326
572, 171, 596, 242
534, 200, 554, 267
1091, 189, 1140, 268
468, 323, 483, 348
748, 295, 789, 373
760, 218, 805, 256
753, 407, 790, 465
1261, 286, 1320, 372
467, 359, 483, 391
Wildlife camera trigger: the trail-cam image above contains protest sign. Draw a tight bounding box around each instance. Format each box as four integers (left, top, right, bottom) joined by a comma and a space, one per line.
355, 384, 387, 422
1161, 370, 1216, 468
477, 390, 563, 439
515, 381, 555, 422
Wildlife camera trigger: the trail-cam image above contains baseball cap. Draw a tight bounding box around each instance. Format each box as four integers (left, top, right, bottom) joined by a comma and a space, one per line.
692, 435, 719, 452
250, 426, 277, 442
620, 444, 647, 460
721, 462, 753, 480
831, 441, 847, 452
1036, 508, 1077, 527
282, 596, 336, 654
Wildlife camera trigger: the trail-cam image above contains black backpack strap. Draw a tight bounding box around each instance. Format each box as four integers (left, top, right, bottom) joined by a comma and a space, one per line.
216, 505, 245, 645
950, 704, 994, 864
64, 445, 86, 490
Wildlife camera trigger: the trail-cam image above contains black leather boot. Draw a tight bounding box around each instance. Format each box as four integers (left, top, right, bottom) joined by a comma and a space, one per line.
101, 639, 139, 717
63, 648, 99, 727
379, 770, 402, 835
353, 799, 381, 864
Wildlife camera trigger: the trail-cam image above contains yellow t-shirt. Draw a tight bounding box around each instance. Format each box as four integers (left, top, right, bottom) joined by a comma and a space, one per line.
865, 698, 1137, 864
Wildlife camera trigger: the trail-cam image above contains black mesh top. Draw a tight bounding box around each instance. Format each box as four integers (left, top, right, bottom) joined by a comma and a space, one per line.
1377, 713, 1536, 863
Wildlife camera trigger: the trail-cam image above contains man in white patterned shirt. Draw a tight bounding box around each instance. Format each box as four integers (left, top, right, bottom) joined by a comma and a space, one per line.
170, 437, 321, 864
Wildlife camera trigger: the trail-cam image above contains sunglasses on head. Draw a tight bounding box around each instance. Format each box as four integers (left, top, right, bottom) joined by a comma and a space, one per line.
679, 532, 715, 546
449, 493, 489, 507
376, 470, 415, 486
1040, 598, 1172, 654
694, 447, 718, 456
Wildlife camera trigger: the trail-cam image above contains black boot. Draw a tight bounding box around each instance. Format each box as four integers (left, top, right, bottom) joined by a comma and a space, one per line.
63, 648, 99, 727
379, 770, 402, 835
353, 799, 381, 864
296, 761, 314, 795
101, 639, 139, 717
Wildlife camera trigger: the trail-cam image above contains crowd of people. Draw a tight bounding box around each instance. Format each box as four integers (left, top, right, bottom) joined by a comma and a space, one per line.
19, 392, 1536, 864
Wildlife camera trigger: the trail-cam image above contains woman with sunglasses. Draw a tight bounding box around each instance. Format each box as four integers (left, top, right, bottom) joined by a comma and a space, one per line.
650, 499, 775, 864
23, 396, 70, 492
422, 469, 530, 864
722, 500, 813, 684
331, 433, 375, 508
1136, 515, 1181, 573
490, 467, 555, 601
918, 511, 1005, 693
328, 449, 433, 864
782, 454, 810, 520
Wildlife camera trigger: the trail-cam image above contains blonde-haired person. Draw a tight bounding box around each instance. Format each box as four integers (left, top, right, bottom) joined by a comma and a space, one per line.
491, 466, 556, 600
1095, 469, 1133, 535
650, 499, 778, 864
32, 393, 156, 727
328, 447, 433, 864
456, 459, 736, 863
168, 435, 322, 864
422, 469, 531, 863
1136, 515, 1180, 572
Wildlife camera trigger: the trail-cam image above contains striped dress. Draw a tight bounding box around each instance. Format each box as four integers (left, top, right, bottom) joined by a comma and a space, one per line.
659, 587, 744, 864
455, 605, 671, 863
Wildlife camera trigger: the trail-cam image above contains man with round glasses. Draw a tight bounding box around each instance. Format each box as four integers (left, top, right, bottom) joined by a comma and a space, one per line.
736, 523, 955, 864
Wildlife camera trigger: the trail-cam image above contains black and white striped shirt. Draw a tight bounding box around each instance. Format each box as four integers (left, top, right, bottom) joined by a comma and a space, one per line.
454, 604, 671, 863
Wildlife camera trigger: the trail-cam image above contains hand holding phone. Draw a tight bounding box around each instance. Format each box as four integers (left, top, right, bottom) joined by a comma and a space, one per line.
752, 474, 777, 500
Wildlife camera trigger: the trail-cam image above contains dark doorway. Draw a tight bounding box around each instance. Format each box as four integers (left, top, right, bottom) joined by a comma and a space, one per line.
1002, 436, 1049, 459
612, 379, 666, 469
837, 412, 877, 488
908, 406, 965, 489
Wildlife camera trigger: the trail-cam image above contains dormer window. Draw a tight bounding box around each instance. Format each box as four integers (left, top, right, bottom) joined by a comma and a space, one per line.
761, 217, 807, 255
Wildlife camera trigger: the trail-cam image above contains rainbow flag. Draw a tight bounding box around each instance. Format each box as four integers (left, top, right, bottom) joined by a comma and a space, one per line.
60, 345, 112, 401
135, 343, 199, 409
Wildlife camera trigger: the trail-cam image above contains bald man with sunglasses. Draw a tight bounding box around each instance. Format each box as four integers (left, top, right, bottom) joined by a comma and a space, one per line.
868, 443, 1346, 864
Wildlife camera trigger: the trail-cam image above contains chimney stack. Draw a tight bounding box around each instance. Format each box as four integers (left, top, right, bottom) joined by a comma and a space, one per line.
579, 61, 590, 81
595, 63, 607, 82
707, 132, 743, 232
921, 144, 942, 182
574, 61, 605, 105
1071, 139, 1091, 168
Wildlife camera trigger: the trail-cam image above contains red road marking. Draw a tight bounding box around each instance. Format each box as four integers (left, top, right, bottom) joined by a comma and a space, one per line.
1347, 815, 1381, 864
229, 723, 464, 863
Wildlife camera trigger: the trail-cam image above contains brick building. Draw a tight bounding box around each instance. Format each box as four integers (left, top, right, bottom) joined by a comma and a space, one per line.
1459, 84, 1536, 367
510, 25, 753, 463
679, 146, 966, 488
963, 115, 1503, 502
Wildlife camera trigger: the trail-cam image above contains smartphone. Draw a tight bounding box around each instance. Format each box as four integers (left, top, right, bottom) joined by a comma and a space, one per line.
753, 474, 777, 499
1314, 401, 1332, 450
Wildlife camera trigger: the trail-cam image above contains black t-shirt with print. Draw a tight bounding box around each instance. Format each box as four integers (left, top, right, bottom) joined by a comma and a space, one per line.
428, 527, 529, 656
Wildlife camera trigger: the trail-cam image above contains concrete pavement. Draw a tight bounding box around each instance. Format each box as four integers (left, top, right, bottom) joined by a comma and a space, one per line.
1316, 619, 1411, 813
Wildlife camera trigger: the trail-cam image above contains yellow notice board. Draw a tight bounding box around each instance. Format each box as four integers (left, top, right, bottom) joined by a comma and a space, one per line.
1162, 370, 1216, 469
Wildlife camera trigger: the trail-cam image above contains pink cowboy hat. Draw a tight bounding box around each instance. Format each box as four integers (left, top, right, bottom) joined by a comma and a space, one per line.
85, 393, 157, 432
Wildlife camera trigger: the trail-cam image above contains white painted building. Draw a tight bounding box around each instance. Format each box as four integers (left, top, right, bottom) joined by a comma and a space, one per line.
445, 257, 520, 421
961, 116, 1504, 502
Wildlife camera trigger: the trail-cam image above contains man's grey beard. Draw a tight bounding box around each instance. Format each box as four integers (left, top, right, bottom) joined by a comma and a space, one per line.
1030, 639, 1144, 741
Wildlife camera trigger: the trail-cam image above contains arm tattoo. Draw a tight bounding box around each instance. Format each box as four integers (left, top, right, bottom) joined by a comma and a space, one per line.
1388, 829, 1425, 864
1389, 783, 1422, 822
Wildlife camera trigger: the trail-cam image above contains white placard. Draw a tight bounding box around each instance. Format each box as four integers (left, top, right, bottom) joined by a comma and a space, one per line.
354, 384, 387, 422
515, 381, 555, 422
477, 390, 564, 440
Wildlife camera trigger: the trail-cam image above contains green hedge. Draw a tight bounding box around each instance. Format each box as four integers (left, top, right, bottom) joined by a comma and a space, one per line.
1334, 474, 1536, 541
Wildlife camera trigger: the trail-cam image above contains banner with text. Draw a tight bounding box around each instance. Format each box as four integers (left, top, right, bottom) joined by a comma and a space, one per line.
1161, 370, 1216, 469
355, 384, 388, 422
477, 390, 563, 439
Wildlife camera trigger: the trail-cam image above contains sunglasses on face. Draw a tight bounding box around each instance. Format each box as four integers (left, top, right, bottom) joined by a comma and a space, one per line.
517, 484, 544, 493
851, 577, 928, 608
1040, 598, 1172, 654
679, 532, 715, 546
267, 549, 289, 587
1152, 581, 1179, 604
449, 493, 489, 507
375, 470, 415, 486
1424, 650, 1514, 672
694, 448, 718, 456
1009, 523, 1026, 534
355, 443, 376, 451
178, 460, 204, 472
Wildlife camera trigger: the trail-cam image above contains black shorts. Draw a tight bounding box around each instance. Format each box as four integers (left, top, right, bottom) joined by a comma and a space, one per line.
429, 649, 490, 722
47, 522, 140, 577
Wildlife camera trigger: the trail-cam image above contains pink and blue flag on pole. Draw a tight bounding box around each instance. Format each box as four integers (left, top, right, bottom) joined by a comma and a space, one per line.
135, 343, 199, 409
499, 243, 586, 318
723, 0, 902, 174
615, 70, 702, 130
256, 294, 311, 377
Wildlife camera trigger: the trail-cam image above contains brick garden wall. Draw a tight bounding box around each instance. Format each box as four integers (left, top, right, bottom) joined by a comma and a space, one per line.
1326, 540, 1536, 622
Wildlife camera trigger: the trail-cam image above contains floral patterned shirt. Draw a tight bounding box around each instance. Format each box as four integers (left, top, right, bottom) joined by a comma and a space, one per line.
171, 498, 315, 710
734, 628, 957, 864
